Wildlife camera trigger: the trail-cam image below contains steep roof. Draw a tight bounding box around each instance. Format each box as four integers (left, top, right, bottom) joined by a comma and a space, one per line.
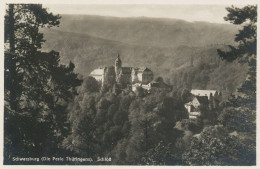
90, 67, 105, 76
185, 102, 193, 106
115, 53, 122, 64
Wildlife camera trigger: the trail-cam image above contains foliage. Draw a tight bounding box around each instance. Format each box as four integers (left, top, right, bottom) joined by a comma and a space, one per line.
218, 107, 255, 133
182, 5, 257, 166
179, 119, 203, 134
183, 125, 256, 165
171, 59, 247, 95
141, 141, 175, 165
217, 5, 256, 108
78, 76, 100, 93
4, 4, 81, 163
218, 5, 256, 60
64, 84, 187, 164
217, 4, 256, 134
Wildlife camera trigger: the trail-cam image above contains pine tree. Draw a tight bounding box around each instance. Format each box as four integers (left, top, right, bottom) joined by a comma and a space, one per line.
217, 5, 256, 135
217, 5, 256, 109
4, 4, 81, 163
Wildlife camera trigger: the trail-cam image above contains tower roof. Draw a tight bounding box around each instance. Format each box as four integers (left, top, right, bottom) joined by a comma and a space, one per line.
115, 52, 122, 65
116, 53, 121, 60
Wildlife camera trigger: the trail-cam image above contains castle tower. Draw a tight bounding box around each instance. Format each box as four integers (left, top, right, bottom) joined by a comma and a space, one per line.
115, 53, 122, 82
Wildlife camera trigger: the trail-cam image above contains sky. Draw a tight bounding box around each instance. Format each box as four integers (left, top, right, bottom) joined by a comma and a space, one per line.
42, 4, 241, 24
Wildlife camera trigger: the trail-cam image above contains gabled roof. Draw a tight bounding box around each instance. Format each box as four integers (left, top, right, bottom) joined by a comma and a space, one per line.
185, 102, 193, 106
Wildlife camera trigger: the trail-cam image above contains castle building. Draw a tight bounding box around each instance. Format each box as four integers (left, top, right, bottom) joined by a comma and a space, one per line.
89, 53, 154, 87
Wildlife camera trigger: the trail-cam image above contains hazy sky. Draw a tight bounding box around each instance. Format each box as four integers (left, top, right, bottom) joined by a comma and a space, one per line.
42, 4, 240, 24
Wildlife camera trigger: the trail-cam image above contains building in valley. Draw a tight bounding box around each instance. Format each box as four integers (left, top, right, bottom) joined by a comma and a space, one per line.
185, 90, 222, 119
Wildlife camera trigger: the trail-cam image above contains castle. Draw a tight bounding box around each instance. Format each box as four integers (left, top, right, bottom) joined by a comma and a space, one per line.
90, 53, 154, 88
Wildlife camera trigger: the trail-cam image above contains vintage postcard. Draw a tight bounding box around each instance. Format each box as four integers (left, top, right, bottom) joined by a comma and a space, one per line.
1, 0, 259, 167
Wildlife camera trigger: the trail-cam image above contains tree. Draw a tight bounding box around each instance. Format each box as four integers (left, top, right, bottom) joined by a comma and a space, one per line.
125, 91, 185, 164
183, 125, 256, 165
182, 5, 256, 166
155, 76, 164, 83
181, 89, 192, 103
218, 107, 255, 133
142, 141, 175, 165
5, 4, 60, 111
217, 5, 256, 109
4, 4, 81, 163
78, 76, 100, 93
63, 100, 97, 157
216, 4, 256, 134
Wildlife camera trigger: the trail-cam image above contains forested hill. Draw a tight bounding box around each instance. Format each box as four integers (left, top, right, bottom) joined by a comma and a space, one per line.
49, 15, 239, 47
41, 15, 247, 95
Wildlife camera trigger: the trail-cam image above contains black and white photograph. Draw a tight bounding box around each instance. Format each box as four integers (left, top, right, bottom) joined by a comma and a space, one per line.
3, 0, 258, 166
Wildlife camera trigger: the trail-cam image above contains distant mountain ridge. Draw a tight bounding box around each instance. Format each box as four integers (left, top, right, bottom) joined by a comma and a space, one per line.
51, 14, 240, 48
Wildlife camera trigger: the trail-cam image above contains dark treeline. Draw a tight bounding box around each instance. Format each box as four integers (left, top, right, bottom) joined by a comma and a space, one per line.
4, 4, 256, 165
4, 4, 82, 163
